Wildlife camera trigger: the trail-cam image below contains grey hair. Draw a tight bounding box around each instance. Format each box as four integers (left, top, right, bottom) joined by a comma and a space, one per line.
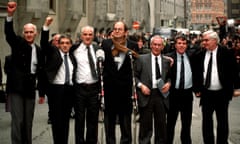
80, 25, 94, 34
150, 35, 163, 44
203, 30, 220, 43
22, 23, 37, 34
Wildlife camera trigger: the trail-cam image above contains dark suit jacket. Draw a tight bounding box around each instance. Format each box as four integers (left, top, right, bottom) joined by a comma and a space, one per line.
4, 55, 12, 94
134, 53, 172, 108
166, 50, 194, 102
192, 45, 240, 103
4, 20, 44, 97
101, 39, 138, 113
40, 29, 77, 86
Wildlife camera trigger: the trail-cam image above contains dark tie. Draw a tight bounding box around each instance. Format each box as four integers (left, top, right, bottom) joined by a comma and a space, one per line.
179, 55, 185, 89
155, 56, 161, 79
205, 52, 212, 88
64, 54, 70, 84
87, 46, 97, 79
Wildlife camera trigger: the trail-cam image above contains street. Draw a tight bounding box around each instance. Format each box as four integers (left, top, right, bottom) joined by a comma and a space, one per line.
0, 96, 240, 144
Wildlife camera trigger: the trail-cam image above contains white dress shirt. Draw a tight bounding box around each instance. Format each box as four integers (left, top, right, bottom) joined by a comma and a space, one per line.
204, 47, 222, 90
52, 50, 74, 85
74, 43, 98, 84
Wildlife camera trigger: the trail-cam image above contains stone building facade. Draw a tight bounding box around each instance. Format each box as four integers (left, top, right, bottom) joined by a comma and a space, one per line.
0, 0, 186, 81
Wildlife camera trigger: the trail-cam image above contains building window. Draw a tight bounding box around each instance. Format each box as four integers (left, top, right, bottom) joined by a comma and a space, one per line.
0, 0, 8, 17
83, 0, 86, 14
108, 0, 116, 13
49, 0, 56, 12
231, 0, 239, 4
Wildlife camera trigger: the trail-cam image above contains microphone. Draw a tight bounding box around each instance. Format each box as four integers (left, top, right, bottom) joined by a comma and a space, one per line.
96, 49, 105, 74
96, 49, 105, 62
127, 50, 132, 56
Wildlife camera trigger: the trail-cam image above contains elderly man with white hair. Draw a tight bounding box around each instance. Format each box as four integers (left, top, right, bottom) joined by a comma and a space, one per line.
192, 30, 240, 144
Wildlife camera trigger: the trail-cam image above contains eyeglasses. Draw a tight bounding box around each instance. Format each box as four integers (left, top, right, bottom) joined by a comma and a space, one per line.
202, 39, 212, 42
113, 28, 124, 32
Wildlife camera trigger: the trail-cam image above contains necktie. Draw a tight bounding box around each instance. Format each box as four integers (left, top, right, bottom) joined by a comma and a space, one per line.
64, 54, 70, 84
155, 56, 161, 79
87, 46, 97, 79
205, 52, 212, 88
179, 55, 185, 89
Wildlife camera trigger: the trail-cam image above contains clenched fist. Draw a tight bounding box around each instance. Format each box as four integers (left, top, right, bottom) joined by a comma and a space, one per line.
7, 1, 17, 16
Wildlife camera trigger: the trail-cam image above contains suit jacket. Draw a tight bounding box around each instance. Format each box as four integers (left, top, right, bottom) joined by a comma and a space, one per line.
135, 53, 171, 108
101, 38, 138, 113
192, 45, 240, 102
4, 20, 44, 97
40, 29, 77, 86
166, 50, 194, 102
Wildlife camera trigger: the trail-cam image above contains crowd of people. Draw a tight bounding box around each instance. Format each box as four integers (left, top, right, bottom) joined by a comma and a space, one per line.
3, 1, 240, 144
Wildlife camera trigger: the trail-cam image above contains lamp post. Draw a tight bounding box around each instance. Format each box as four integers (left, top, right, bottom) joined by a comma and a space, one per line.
174, 16, 177, 28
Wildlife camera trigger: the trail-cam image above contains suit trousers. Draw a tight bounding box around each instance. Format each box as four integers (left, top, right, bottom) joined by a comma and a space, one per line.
48, 84, 74, 144
104, 110, 132, 144
139, 89, 167, 144
167, 88, 193, 144
10, 93, 35, 144
201, 89, 229, 144
74, 83, 99, 144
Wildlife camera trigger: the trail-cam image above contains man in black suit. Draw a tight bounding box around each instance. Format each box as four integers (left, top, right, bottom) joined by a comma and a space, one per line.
41, 17, 76, 144
193, 30, 240, 144
71, 25, 101, 144
135, 35, 171, 144
4, 2, 45, 144
166, 35, 194, 144
101, 21, 139, 144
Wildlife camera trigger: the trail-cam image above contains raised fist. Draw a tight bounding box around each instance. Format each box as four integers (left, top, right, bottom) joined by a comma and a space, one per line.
7, 2, 17, 16
44, 16, 53, 27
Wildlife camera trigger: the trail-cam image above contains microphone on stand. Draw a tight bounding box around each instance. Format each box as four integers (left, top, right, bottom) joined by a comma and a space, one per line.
96, 49, 105, 110
96, 49, 105, 73
96, 49, 105, 143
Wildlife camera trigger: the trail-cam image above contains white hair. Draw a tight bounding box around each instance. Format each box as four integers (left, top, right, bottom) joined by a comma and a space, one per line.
203, 30, 220, 43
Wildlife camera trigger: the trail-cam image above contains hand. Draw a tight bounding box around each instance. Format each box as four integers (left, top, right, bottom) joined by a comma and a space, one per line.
44, 16, 53, 27
195, 92, 201, 97
7, 2, 17, 16
140, 84, 150, 96
163, 56, 174, 67
233, 89, 240, 97
161, 82, 171, 94
38, 97, 45, 104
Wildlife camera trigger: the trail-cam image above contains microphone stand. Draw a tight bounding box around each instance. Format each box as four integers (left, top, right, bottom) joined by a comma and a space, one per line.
97, 57, 104, 144
128, 51, 138, 144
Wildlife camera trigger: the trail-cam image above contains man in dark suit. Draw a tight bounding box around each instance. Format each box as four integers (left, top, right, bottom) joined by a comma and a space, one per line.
135, 35, 171, 144
193, 30, 240, 144
4, 2, 45, 144
101, 21, 139, 144
40, 16, 76, 144
166, 35, 194, 144
71, 25, 101, 144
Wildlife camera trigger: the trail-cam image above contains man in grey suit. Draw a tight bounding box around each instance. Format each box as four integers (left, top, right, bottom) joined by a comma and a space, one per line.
135, 35, 172, 144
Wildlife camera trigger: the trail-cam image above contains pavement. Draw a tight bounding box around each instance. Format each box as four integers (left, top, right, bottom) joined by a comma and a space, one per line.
0, 95, 240, 144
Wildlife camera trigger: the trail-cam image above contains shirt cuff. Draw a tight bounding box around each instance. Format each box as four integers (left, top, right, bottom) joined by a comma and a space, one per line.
137, 82, 142, 88
6, 16, 13, 22
43, 25, 49, 31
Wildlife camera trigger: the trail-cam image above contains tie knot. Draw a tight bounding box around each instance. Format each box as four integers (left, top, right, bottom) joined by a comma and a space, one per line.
181, 55, 184, 59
